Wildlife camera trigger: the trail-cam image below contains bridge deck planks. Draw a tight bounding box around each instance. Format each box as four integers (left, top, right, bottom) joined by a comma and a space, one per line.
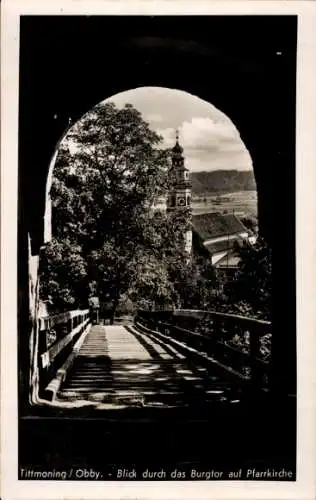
57, 324, 240, 409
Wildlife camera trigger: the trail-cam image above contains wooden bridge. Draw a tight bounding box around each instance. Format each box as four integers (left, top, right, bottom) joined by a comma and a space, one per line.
36, 307, 271, 411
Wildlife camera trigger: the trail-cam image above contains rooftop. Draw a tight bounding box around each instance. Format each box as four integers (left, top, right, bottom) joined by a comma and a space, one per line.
192, 212, 248, 241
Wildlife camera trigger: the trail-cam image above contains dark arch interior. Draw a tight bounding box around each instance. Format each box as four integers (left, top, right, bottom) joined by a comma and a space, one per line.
18, 15, 297, 403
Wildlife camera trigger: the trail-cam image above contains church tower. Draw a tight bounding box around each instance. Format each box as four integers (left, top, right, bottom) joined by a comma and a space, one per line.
167, 130, 192, 255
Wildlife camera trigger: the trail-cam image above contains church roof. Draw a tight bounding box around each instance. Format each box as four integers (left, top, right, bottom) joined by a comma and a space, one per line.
192, 212, 248, 241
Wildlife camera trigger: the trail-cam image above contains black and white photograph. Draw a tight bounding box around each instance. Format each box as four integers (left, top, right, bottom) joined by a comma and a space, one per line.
1, 2, 316, 500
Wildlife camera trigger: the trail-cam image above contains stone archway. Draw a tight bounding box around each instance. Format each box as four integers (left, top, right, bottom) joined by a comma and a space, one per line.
18, 15, 297, 407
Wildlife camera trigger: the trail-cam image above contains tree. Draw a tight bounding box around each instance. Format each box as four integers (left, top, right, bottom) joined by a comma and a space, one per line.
224, 237, 272, 320
39, 102, 177, 318
39, 239, 89, 312
50, 103, 169, 247
128, 252, 176, 310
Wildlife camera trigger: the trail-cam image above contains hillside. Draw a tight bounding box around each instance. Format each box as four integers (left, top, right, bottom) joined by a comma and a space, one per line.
191, 170, 256, 195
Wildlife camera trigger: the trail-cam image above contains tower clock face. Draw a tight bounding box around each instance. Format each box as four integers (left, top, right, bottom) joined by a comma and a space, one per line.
178, 197, 186, 206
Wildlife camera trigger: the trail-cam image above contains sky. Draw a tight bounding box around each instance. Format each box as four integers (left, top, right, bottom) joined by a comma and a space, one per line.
104, 87, 253, 173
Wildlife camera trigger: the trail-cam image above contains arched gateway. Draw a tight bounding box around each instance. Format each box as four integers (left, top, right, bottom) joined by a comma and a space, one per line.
18, 15, 297, 408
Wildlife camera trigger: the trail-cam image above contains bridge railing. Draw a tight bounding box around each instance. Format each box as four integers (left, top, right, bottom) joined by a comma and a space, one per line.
135, 309, 271, 392
37, 309, 90, 399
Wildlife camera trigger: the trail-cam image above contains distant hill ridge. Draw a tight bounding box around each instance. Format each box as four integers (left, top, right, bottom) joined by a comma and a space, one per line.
191, 170, 256, 195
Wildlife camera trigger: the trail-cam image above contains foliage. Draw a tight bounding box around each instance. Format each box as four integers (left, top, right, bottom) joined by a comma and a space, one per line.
39, 102, 172, 315
39, 239, 89, 312
50, 102, 169, 248
39, 102, 195, 317
174, 256, 218, 310
225, 332, 271, 361
128, 252, 176, 310
221, 237, 272, 321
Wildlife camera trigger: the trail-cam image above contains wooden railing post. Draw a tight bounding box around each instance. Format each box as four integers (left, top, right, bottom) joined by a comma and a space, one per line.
38, 318, 49, 397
